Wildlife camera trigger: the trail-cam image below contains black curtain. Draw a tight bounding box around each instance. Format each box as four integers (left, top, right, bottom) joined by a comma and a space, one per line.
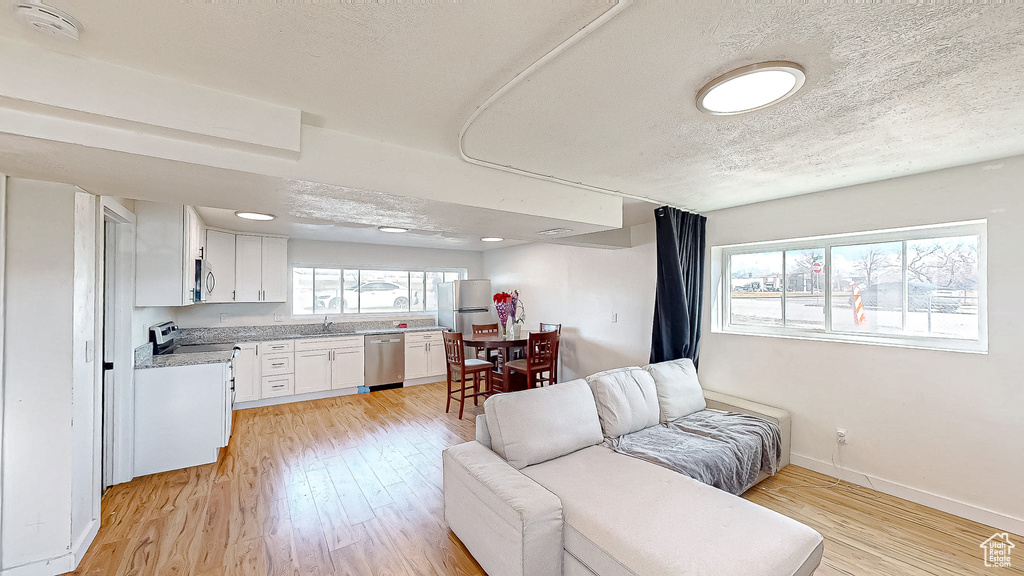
650, 206, 706, 366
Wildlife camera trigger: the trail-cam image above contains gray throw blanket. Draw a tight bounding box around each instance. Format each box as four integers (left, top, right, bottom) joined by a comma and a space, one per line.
605, 410, 781, 495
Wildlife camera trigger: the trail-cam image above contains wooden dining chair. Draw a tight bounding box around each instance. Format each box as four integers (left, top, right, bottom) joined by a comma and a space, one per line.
538, 323, 562, 383
442, 331, 491, 419
506, 330, 559, 389
471, 323, 500, 361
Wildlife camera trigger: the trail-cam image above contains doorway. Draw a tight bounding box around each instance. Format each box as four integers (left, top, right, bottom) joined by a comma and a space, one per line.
99, 198, 135, 490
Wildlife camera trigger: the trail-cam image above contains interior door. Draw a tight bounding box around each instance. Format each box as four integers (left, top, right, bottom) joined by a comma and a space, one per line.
234, 235, 262, 302
260, 237, 288, 302
294, 349, 331, 394
331, 347, 364, 389
205, 230, 236, 303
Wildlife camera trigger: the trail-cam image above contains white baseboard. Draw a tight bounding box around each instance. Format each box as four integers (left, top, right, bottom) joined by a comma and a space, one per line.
403, 376, 444, 387
0, 554, 74, 576
790, 453, 1024, 536
71, 518, 100, 567
1, 518, 100, 576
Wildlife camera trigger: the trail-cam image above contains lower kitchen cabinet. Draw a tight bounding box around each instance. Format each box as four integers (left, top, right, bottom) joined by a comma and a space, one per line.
262, 373, 295, 398
233, 342, 260, 402
405, 331, 446, 380
331, 346, 364, 389
295, 349, 331, 394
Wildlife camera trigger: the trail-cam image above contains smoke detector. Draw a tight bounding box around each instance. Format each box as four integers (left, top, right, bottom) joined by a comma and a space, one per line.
13, 2, 81, 41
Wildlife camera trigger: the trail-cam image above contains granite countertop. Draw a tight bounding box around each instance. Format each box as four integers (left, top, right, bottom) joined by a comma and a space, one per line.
135, 350, 235, 370
134, 325, 448, 370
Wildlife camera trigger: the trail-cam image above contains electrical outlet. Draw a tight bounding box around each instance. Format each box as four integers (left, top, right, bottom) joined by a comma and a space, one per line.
220, 313, 228, 323
611, 312, 618, 323
274, 313, 284, 322
836, 428, 848, 445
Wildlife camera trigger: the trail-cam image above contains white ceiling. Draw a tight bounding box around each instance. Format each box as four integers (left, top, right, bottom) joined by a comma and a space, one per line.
0, 1, 609, 156
2, 0, 1023, 236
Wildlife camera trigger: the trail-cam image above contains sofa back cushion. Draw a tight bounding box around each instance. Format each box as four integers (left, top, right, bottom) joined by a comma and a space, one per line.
643, 358, 706, 422
484, 378, 603, 469
584, 367, 660, 438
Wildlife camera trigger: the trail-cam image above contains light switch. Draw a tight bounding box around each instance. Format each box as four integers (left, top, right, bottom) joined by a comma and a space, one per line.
85, 340, 94, 363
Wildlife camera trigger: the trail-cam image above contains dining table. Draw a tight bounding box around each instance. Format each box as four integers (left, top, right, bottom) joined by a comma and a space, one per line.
461, 332, 532, 393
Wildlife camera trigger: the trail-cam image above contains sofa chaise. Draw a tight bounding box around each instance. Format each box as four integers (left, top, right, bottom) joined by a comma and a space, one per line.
442, 358, 823, 576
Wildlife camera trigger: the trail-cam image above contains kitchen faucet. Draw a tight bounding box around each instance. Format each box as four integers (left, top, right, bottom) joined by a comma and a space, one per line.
323, 316, 334, 332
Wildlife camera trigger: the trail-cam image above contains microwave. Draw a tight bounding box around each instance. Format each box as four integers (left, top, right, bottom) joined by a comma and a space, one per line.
193, 258, 214, 303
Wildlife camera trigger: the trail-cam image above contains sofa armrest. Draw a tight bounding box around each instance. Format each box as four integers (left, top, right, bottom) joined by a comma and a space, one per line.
703, 390, 792, 469
443, 441, 563, 576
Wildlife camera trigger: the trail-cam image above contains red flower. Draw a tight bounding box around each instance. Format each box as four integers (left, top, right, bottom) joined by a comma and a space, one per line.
493, 291, 513, 304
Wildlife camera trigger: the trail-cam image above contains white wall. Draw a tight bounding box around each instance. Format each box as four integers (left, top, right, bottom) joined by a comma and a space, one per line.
2, 178, 100, 574
700, 156, 1024, 533
172, 238, 483, 328
483, 224, 657, 381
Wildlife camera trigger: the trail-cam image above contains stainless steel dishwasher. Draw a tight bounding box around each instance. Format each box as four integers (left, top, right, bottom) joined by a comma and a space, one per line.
364, 333, 405, 390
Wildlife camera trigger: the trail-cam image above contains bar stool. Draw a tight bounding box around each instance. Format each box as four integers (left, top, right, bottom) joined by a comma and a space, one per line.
472, 323, 500, 361
442, 331, 491, 419
538, 323, 562, 383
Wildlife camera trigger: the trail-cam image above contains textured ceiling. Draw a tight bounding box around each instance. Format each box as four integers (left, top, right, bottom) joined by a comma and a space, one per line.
463, 3, 1024, 211
0, 131, 612, 251
0, 0, 609, 156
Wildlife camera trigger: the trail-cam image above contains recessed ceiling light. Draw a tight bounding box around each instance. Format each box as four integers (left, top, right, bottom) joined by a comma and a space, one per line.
481, 237, 504, 242
697, 61, 805, 115
378, 226, 408, 233
235, 211, 275, 221
538, 228, 573, 236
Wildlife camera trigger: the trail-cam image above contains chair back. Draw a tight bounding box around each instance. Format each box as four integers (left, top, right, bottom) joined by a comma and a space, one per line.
526, 330, 559, 370
472, 323, 500, 335
442, 331, 465, 370
538, 323, 561, 335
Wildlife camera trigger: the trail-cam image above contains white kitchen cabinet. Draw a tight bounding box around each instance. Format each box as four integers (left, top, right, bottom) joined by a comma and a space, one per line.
233, 343, 260, 403
261, 237, 289, 302
134, 362, 231, 476
405, 338, 428, 380
332, 346, 364, 389
425, 332, 447, 377
235, 235, 263, 302
235, 235, 288, 303
405, 331, 446, 380
295, 349, 331, 394
261, 374, 295, 398
135, 201, 207, 306
205, 230, 236, 303
261, 353, 294, 376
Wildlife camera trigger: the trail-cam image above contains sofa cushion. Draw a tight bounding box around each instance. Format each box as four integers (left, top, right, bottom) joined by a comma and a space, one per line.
522, 445, 824, 576
585, 367, 659, 439
484, 379, 603, 470
643, 358, 706, 422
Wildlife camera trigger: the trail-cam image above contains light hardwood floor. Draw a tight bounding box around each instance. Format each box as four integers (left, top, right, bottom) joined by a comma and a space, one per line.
66, 382, 1021, 576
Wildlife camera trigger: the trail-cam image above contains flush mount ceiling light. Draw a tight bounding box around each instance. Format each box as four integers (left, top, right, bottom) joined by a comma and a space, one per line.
378, 226, 409, 233
13, 2, 81, 40
235, 211, 275, 221
696, 61, 805, 115
537, 228, 573, 236
481, 237, 504, 242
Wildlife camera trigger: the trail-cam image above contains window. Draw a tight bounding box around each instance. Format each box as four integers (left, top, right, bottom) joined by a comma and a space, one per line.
716, 221, 986, 352
292, 267, 466, 316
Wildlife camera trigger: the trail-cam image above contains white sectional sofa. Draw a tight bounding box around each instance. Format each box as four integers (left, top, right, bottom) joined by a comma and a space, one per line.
442, 359, 823, 576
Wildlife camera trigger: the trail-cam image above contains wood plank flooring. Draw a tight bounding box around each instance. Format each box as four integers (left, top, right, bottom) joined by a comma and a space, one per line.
66, 382, 1021, 576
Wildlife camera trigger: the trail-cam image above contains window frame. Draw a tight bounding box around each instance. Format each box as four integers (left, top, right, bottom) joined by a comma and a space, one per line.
290, 265, 467, 318
713, 220, 988, 354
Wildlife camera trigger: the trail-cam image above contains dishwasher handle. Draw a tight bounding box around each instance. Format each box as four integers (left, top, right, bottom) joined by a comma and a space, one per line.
368, 338, 403, 344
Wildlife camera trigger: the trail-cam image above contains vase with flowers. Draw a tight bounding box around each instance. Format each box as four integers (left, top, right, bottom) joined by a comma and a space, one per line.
493, 291, 514, 338
511, 290, 525, 339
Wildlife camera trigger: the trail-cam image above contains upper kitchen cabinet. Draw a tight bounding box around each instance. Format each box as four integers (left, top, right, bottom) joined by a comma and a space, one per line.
235, 235, 288, 303
136, 201, 206, 307
205, 230, 236, 303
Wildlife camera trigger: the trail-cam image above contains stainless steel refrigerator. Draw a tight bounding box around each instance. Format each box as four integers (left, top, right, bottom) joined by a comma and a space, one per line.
437, 280, 493, 335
